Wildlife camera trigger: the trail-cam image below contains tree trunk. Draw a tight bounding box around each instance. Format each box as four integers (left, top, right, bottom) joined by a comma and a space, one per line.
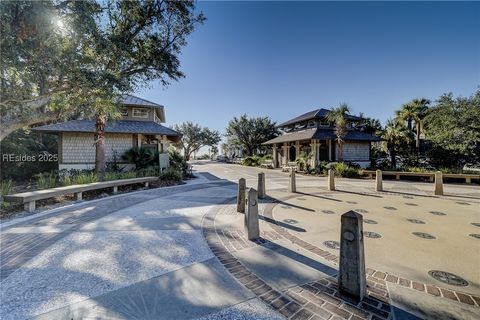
338, 141, 343, 162
415, 122, 421, 154
95, 113, 107, 181
407, 119, 412, 131
390, 141, 397, 168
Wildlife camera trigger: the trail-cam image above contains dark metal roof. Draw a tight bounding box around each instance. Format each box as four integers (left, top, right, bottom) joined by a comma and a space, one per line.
118, 94, 164, 109
263, 128, 380, 144
263, 128, 317, 144
277, 108, 362, 127
119, 94, 166, 123
33, 120, 181, 137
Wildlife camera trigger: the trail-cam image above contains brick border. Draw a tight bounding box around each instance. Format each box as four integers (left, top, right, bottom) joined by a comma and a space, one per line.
201, 200, 393, 320
262, 194, 480, 308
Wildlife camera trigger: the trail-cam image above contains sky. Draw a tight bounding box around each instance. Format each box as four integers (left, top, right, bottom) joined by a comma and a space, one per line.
137, 1, 480, 140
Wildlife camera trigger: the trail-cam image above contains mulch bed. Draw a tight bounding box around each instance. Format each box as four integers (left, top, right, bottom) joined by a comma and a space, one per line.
0, 178, 191, 221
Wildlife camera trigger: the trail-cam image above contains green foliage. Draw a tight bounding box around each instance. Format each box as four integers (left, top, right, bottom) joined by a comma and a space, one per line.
168, 149, 190, 177
161, 167, 182, 182
71, 172, 99, 185
225, 114, 279, 156
121, 147, 159, 169
296, 152, 313, 172
326, 103, 351, 161
331, 162, 362, 178
1, 0, 205, 140
242, 155, 262, 167
424, 91, 480, 167
135, 167, 159, 178
104, 171, 137, 181
35, 172, 57, 189
174, 122, 221, 160
0, 130, 58, 182
1, 179, 13, 196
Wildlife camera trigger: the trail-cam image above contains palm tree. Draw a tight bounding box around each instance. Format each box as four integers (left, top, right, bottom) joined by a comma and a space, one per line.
395, 98, 430, 154
326, 103, 351, 162
382, 119, 410, 168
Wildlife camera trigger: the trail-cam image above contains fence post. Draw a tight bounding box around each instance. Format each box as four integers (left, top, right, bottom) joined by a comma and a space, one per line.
339, 210, 367, 301
245, 188, 260, 240
328, 169, 335, 191
434, 171, 443, 196
288, 167, 296, 193
237, 178, 246, 213
375, 170, 383, 192
258, 172, 266, 199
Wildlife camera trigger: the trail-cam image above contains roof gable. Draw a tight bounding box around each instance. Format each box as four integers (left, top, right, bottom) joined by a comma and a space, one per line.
278, 108, 362, 127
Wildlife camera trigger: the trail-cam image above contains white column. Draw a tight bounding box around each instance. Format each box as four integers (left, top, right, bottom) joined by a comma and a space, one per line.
282, 143, 288, 166
328, 140, 332, 161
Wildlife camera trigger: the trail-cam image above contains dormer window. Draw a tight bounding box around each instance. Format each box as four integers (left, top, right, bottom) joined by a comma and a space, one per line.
307, 120, 315, 128
132, 108, 149, 118
319, 120, 330, 127
120, 107, 128, 116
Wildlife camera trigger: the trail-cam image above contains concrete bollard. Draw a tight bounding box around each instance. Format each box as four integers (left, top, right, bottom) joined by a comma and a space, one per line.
434, 171, 443, 196
288, 167, 296, 193
258, 172, 266, 199
375, 170, 383, 192
245, 188, 260, 240
339, 210, 367, 301
237, 178, 246, 213
328, 169, 335, 191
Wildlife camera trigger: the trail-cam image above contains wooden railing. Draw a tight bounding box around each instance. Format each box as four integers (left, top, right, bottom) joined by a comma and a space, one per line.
362, 170, 479, 184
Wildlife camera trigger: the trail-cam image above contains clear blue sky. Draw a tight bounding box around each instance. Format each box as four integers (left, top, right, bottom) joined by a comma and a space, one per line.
138, 1, 480, 135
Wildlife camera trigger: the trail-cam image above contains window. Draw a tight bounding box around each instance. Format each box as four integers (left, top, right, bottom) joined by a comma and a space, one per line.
132, 108, 149, 118
319, 120, 330, 127
120, 108, 128, 116
307, 120, 316, 128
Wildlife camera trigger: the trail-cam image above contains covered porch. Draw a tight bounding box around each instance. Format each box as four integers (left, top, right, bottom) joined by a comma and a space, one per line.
263, 129, 336, 169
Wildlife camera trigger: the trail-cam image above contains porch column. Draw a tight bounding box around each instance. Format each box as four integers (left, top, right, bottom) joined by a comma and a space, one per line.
328, 140, 332, 161
272, 144, 278, 168
295, 141, 300, 160
282, 143, 288, 166
310, 139, 318, 168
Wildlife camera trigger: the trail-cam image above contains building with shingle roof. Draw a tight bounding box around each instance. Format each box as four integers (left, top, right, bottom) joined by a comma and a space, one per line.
263, 108, 381, 168
34, 94, 181, 171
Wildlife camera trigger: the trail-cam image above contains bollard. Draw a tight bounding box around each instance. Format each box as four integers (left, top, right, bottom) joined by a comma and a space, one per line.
375, 170, 383, 192
258, 172, 266, 199
434, 171, 443, 196
288, 167, 296, 193
245, 188, 260, 240
328, 169, 335, 191
237, 178, 246, 213
339, 210, 367, 301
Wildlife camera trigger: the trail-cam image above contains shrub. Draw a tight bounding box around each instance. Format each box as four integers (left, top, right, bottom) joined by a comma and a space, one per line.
296, 152, 312, 172
161, 167, 182, 181
332, 162, 361, 178
71, 172, 99, 185
1, 179, 13, 196
136, 166, 159, 177
242, 155, 262, 166
316, 161, 329, 174
121, 147, 159, 169
35, 172, 57, 189
169, 149, 190, 177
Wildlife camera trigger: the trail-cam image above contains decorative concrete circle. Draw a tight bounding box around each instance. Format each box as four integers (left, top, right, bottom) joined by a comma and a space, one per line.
323, 240, 340, 250
456, 202, 470, 206
405, 203, 418, 206
384, 206, 397, 210
354, 209, 369, 213
364, 231, 382, 238
364, 219, 378, 224
412, 232, 436, 239
429, 211, 446, 216
471, 223, 480, 228
346, 201, 357, 204
403, 196, 414, 199
428, 270, 469, 286
407, 219, 426, 224
321, 210, 335, 214
469, 234, 480, 239
283, 219, 298, 224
